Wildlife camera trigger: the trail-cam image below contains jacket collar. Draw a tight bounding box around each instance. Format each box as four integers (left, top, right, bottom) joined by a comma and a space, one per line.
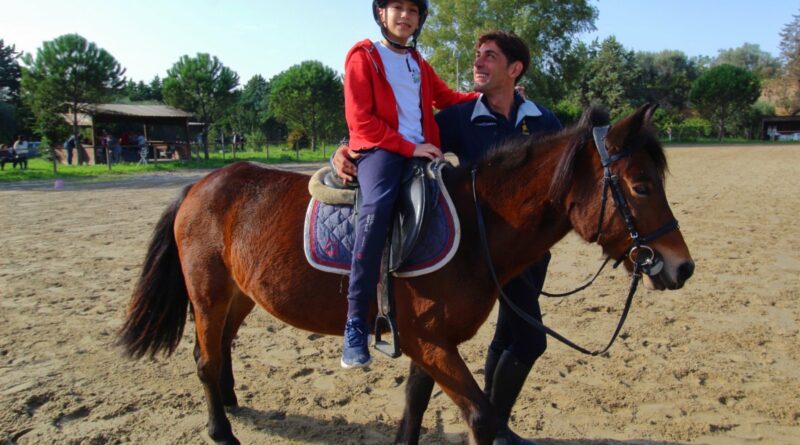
471, 93, 542, 127
358, 39, 421, 75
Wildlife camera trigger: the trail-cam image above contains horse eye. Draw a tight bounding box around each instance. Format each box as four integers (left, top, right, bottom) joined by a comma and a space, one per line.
632, 184, 650, 196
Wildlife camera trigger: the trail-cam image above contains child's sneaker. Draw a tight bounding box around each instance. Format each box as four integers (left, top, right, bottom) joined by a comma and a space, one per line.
341, 317, 373, 368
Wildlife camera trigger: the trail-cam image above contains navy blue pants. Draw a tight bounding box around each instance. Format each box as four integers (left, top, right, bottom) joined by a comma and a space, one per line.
347, 148, 408, 321
489, 252, 551, 366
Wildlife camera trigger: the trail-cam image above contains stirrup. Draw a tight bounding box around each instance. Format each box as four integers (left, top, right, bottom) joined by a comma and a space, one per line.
374, 232, 401, 358
373, 313, 401, 358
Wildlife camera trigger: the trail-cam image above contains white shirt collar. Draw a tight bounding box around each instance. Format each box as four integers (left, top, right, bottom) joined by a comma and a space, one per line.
470, 93, 543, 127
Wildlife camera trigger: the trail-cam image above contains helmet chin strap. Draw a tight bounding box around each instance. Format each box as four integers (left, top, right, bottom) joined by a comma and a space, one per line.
382, 34, 415, 50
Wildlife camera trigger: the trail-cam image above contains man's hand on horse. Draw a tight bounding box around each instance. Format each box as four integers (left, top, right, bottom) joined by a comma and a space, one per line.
334, 145, 360, 183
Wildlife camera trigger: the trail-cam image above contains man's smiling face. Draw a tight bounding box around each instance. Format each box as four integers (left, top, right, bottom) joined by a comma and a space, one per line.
472, 40, 520, 95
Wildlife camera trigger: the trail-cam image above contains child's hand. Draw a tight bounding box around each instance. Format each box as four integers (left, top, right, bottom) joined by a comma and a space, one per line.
413, 143, 442, 160
333, 145, 359, 183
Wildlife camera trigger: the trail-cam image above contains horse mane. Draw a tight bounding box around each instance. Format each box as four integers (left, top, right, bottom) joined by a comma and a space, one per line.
456, 105, 668, 204
471, 106, 613, 175
549, 106, 611, 203
461, 106, 607, 201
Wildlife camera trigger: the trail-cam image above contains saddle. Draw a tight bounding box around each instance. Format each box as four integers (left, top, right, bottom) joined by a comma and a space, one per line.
305, 158, 461, 358
308, 158, 440, 272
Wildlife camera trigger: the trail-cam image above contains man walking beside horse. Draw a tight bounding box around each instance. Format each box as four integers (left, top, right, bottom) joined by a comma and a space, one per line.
335, 29, 561, 445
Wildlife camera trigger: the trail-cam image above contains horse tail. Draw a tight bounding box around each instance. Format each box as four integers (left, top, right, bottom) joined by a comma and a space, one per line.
118, 184, 193, 359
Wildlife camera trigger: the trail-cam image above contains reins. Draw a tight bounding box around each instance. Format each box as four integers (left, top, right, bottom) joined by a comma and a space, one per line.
469, 125, 679, 356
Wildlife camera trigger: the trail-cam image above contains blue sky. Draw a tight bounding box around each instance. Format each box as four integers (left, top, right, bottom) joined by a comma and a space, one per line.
2, 0, 797, 84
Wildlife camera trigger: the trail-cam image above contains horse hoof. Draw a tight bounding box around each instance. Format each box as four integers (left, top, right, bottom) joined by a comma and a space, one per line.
202, 430, 241, 445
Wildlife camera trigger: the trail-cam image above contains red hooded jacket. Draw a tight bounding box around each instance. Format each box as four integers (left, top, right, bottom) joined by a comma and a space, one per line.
344, 39, 478, 157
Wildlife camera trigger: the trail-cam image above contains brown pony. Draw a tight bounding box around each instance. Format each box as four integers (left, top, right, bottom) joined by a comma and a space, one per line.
119, 105, 694, 445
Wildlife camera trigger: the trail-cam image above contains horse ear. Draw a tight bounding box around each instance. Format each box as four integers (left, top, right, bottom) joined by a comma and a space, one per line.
607, 103, 653, 148
643, 103, 659, 125
626, 103, 652, 134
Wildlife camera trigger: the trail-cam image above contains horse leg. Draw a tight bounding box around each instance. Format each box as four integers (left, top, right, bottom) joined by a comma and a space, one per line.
406, 342, 495, 445
394, 361, 435, 445
190, 290, 239, 445
220, 293, 255, 409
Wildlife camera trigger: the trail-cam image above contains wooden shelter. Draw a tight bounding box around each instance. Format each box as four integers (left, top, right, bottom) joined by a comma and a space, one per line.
62, 104, 195, 164
762, 116, 800, 141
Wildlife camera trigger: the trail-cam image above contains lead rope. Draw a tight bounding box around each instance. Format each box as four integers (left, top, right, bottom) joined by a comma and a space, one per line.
470, 167, 641, 356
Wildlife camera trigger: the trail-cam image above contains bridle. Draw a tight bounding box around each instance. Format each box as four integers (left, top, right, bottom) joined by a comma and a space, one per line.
591, 125, 679, 277
470, 125, 680, 356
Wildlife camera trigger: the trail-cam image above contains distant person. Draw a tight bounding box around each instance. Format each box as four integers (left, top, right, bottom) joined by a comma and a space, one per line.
13, 135, 29, 169
0, 144, 12, 170
100, 130, 110, 162
232, 132, 242, 152
137, 134, 148, 164
64, 134, 76, 165
109, 133, 122, 163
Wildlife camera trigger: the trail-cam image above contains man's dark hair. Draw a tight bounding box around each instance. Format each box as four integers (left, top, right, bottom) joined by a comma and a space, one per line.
476, 30, 530, 84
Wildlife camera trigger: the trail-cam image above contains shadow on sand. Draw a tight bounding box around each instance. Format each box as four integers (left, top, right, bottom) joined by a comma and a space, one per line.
227, 406, 690, 445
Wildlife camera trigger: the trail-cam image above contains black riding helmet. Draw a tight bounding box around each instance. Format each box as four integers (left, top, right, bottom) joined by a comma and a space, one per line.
372, 0, 429, 49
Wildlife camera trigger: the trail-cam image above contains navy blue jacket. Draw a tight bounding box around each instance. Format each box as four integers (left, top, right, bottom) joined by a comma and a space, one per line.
435, 93, 562, 166
435, 93, 562, 364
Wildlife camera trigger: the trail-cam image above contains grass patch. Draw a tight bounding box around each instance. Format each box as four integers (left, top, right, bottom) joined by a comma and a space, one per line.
0, 145, 333, 183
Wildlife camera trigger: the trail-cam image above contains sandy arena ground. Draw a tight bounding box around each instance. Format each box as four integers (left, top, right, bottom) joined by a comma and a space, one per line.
1, 146, 799, 445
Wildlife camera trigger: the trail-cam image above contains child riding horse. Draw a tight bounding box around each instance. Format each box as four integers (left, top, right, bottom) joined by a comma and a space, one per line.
119, 104, 694, 445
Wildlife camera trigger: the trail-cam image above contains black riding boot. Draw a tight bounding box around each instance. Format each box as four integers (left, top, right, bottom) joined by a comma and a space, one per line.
488, 350, 536, 445
483, 345, 503, 396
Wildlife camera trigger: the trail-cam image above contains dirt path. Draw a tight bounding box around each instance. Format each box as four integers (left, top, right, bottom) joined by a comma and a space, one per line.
1, 149, 798, 444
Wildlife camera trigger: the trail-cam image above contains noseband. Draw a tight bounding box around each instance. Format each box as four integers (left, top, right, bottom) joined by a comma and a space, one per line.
591, 125, 679, 277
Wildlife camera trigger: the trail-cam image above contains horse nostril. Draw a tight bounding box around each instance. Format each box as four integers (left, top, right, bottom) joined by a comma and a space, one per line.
677, 261, 694, 283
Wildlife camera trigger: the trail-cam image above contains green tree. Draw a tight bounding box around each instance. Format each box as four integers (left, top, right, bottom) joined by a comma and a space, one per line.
551, 98, 582, 126
779, 11, 800, 114
243, 75, 286, 143
690, 64, 761, 140
634, 50, 698, 112
0, 102, 16, 144
21, 33, 125, 170
125, 80, 150, 101
149, 75, 163, 102
221, 76, 269, 139
576, 37, 639, 118
269, 60, 344, 150
239, 75, 269, 134
715, 43, 781, 79
422, 0, 596, 105
124, 75, 164, 102
162, 53, 239, 159
675, 116, 712, 141
0, 39, 21, 104
0, 39, 22, 143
